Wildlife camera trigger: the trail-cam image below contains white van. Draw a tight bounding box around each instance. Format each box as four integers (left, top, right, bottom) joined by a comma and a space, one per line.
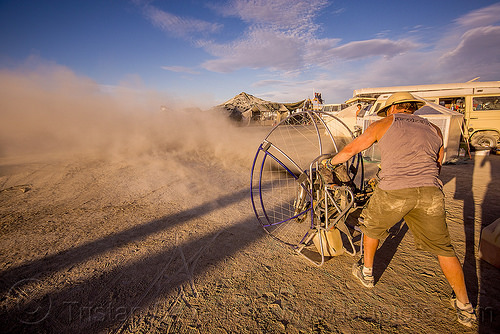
352, 81, 500, 149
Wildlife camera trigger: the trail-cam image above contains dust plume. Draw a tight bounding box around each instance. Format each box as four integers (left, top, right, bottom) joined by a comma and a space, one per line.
0, 63, 260, 169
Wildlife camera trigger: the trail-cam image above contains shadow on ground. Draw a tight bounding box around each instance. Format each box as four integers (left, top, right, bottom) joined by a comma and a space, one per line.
0, 186, 265, 333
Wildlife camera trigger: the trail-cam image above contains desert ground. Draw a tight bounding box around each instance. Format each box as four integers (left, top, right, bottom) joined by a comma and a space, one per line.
1, 107, 499, 334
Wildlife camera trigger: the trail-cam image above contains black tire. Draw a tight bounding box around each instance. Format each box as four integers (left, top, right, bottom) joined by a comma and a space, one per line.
470, 133, 498, 150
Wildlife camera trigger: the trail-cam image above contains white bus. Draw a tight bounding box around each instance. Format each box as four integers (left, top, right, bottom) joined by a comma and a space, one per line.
321, 103, 348, 113
352, 81, 500, 149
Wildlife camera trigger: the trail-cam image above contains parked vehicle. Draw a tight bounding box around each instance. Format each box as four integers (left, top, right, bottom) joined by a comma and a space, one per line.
321, 103, 348, 113
351, 81, 500, 149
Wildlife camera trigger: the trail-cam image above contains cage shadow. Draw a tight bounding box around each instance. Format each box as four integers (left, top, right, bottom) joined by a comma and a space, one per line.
0, 184, 272, 333
1, 214, 264, 333
0, 186, 253, 296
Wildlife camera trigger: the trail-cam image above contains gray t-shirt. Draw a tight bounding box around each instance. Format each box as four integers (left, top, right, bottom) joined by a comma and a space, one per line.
378, 113, 443, 190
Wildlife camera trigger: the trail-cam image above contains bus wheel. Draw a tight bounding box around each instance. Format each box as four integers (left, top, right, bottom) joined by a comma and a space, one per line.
470, 132, 498, 150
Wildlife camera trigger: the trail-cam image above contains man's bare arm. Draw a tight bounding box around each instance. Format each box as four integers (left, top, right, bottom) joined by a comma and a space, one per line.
327, 117, 392, 165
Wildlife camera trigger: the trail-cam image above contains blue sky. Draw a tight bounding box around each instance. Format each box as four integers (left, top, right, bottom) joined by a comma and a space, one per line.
1, 0, 500, 108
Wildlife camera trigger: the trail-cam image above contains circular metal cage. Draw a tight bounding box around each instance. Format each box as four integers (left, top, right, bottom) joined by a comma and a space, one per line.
250, 111, 365, 265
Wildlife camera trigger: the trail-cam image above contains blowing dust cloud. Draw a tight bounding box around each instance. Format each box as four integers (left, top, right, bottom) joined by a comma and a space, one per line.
0, 64, 259, 167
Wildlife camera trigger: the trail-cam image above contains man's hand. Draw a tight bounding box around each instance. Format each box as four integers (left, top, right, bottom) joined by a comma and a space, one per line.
321, 157, 340, 171
319, 159, 351, 184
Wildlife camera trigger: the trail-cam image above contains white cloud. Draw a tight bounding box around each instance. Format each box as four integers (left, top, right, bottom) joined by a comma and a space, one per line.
137, 0, 424, 75
320, 22, 500, 99
201, 33, 420, 73
198, 0, 425, 73
201, 28, 304, 72
198, 0, 332, 72
161, 66, 200, 75
329, 39, 421, 60
142, 5, 221, 38
218, 0, 328, 35
455, 2, 500, 28
439, 25, 500, 79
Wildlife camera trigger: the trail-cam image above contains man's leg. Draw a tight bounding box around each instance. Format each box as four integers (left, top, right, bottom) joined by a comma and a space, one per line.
354, 187, 409, 288
437, 255, 469, 304
438, 255, 476, 327
363, 234, 379, 268
352, 234, 379, 288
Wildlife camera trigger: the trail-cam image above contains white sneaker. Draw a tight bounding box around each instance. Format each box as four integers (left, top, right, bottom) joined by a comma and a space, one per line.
450, 296, 476, 328
352, 263, 374, 288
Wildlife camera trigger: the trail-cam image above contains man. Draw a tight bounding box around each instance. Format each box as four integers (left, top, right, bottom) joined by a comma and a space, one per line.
355, 103, 362, 117
322, 92, 476, 327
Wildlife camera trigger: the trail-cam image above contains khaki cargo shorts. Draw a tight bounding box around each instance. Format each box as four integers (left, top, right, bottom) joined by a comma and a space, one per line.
359, 186, 456, 257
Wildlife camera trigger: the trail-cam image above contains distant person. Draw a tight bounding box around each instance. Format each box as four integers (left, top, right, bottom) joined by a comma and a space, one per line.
304, 99, 312, 110
322, 92, 476, 327
355, 104, 362, 117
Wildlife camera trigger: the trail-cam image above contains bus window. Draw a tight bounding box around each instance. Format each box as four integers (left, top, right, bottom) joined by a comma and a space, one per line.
473, 96, 500, 111
438, 97, 465, 113
357, 104, 372, 118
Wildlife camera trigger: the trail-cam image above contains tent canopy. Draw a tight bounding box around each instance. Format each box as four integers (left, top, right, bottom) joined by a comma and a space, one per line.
363, 100, 464, 163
